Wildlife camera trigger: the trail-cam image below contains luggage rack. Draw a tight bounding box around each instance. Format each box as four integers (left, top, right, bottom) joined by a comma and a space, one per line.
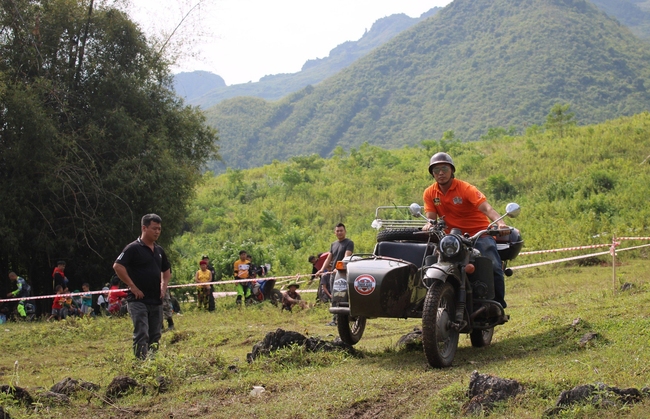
372, 205, 425, 231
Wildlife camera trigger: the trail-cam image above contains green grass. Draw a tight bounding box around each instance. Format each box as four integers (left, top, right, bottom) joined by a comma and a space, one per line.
2, 258, 650, 418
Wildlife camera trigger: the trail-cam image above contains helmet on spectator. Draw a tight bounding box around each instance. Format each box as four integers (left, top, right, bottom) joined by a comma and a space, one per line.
428, 152, 456, 175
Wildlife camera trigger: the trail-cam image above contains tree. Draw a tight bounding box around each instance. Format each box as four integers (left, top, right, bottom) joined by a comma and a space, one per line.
545, 103, 576, 138
0, 0, 218, 299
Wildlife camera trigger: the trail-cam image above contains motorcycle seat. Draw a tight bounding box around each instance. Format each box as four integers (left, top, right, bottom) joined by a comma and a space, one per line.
375, 242, 433, 267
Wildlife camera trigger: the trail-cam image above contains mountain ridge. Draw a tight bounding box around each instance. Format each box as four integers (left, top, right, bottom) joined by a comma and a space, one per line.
204, 0, 650, 172
175, 8, 441, 107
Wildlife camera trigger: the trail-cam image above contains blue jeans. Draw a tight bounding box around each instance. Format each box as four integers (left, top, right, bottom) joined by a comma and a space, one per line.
127, 301, 163, 359
474, 236, 506, 308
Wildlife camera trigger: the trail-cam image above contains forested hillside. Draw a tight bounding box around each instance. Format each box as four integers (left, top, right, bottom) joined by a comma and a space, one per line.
204, 0, 650, 172
179, 8, 440, 107
170, 112, 650, 284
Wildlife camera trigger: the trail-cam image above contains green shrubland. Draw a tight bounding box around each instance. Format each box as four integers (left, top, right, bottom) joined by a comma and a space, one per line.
170, 112, 650, 287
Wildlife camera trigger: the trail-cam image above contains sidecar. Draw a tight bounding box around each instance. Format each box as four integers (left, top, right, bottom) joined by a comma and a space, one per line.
330, 206, 437, 344
331, 242, 434, 319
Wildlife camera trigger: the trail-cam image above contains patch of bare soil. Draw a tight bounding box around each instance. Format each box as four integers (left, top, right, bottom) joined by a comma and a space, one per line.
331, 377, 444, 419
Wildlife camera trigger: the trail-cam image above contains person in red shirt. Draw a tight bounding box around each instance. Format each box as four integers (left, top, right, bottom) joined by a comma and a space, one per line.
108, 276, 128, 316
422, 152, 510, 309
47, 285, 65, 321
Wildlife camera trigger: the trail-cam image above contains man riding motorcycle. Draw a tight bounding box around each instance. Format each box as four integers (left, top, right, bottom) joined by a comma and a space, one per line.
422, 152, 510, 310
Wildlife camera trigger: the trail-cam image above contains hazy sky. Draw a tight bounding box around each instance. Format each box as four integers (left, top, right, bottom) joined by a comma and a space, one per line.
128, 0, 453, 85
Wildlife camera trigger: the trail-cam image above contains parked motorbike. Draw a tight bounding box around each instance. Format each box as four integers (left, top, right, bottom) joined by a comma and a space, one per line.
247, 264, 283, 306
329, 202, 522, 368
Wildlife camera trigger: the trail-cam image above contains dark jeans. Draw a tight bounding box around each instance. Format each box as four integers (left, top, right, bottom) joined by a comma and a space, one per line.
127, 301, 162, 359
474, 236, 506, 308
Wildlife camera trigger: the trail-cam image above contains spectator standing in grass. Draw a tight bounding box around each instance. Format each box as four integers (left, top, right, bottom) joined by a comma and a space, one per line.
113, 213, 171, 360
48, 285, 65, 321
195, 260, 212, 309
316, 223, 354, 326
202, 255, 216, 312
233, 250, 252, 305
80, 283, 94, 317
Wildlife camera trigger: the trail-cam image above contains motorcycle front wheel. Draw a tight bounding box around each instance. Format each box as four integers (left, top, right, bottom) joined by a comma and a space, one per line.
422, 281, 459, 368
337, 314, 367, 345
470, 327, 494, 348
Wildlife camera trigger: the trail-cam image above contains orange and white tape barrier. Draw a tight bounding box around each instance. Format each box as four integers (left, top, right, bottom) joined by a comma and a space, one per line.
0, 273, 320, 304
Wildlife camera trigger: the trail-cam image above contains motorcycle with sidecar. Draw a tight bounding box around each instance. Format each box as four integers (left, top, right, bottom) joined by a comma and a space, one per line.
329, 202, 522, 367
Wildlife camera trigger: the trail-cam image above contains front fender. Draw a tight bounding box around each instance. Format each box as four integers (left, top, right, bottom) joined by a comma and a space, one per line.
423, 263, 459, 288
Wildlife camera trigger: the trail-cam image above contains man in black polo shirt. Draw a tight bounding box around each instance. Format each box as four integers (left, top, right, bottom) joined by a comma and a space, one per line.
113, 213, 171, 360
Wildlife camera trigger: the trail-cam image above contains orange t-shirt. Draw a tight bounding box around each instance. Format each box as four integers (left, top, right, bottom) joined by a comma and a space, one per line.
423, 178, 489, 235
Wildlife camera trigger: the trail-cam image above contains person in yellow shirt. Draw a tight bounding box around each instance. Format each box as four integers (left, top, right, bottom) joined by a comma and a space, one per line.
233, 250, 252, 305
195, 260, 212, 309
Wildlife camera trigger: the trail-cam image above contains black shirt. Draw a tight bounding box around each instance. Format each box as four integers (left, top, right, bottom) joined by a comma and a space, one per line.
115, 237, 171, 305
329, 238, 354, 269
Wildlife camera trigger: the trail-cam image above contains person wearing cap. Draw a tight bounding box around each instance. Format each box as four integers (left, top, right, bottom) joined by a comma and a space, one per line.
195, 259, 212, 309
281, 282, 308, 311
422, 152, 510, 310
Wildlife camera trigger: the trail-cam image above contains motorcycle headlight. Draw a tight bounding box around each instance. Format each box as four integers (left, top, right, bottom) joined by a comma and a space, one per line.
439, 235, 461, 257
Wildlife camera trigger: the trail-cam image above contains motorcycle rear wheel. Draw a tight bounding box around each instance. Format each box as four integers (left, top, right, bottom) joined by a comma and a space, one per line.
337, 314, 367, 345
422, 282, 459, 368
469, 327, 494, 348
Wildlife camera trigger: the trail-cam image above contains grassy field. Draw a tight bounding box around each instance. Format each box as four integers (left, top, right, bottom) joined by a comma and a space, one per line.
2, 257, 650, 418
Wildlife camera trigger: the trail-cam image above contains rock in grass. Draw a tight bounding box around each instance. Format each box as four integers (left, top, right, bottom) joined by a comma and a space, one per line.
545, 383, 646, 416
396, 328, 423, 351
0, 384, 33, 405
246, 328, 355, 362
35, 390, 70, 406
50, 377, 99, 396
105, 376, 139, 399
462, 371, 524, 414
155, 376, 171, 394
0, 406, 11, 419
578, 332, 598, 348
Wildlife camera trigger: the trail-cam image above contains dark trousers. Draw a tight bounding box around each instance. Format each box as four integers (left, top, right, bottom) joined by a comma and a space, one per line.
474, 236, 506, 308
127, 301, 163, 359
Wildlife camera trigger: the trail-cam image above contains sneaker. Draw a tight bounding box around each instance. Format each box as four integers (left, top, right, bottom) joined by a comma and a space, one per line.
326, 321, 337, 326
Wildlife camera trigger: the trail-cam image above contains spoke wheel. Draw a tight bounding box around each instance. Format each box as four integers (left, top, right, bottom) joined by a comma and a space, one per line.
422, 281, 459, 368
337, 314, 367, 345
470, 327, 494, 348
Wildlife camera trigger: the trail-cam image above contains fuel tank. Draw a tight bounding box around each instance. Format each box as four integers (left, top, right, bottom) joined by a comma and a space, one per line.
342, 258, 421, 318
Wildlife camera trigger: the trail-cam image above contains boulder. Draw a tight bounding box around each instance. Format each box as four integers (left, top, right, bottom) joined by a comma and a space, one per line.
247, 328, 354, 362
50, 377, 99, 396
105, 376, 140, 399
0, 384, 32, 405
462, 371, 524, 414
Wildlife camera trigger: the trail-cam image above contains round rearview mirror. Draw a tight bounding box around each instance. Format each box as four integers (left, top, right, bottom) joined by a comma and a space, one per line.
409, 203, 422, 217
505, 203, 521, 218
